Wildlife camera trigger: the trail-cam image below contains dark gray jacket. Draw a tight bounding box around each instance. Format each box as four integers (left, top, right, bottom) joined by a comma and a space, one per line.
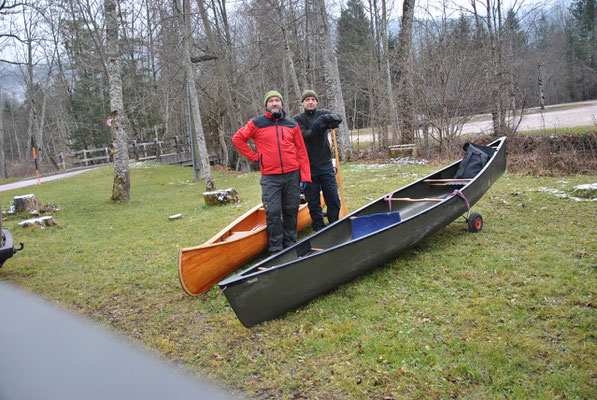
293, 109, 332, 168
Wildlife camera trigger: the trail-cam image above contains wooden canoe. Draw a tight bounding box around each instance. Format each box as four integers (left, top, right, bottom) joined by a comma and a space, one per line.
178, 201, 313, 296
218, 137, 507, 327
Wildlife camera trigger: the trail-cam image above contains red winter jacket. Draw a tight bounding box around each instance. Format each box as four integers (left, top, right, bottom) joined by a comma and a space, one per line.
232, 111, 311, 182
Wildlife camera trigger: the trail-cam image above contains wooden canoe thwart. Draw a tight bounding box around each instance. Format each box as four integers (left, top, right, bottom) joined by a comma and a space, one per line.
390, 198, 444, 202
219, 137, 507, 327
178, 202, 312, 296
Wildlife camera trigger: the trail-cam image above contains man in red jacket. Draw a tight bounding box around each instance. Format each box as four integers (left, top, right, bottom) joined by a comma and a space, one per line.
232, 90, 311, 254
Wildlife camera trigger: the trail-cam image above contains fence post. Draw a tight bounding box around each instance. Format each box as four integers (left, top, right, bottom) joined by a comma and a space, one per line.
132, 140, 139, 161
155, 138, 162, 157
104, 147, 110, 164
83, 149, 89, 166
59, 152, 66, 170
174, 136, 181, 153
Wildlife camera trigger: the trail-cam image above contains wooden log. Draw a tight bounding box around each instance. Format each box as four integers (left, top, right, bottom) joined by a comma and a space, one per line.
203, 188, 240, 206
18, 216, 62, 229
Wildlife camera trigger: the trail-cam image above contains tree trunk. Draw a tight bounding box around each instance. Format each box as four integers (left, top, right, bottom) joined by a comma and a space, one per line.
382, 0, 401, 145
181, 0, 214, 190
0, 89, 5, 179
538, 63, 545, 110
105, 0, 131, 201
280, 7, 301, 107
313, 0, 350, 159
397, 0, 416, 144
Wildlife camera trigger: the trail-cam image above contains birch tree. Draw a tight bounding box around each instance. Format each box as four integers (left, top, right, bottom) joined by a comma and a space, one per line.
105, 0, 130, 201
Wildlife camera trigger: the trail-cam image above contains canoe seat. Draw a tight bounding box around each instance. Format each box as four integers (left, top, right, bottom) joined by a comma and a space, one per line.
227, 231, 252, 240
251, 223, 266, 231
423, 178, 471, 186
351, 211, 401, 240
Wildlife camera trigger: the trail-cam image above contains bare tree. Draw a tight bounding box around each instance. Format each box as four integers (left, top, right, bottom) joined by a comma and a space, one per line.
196, 0, 242, 170
105, 0, 130, 200
312, 0, 350, 159
396, 0, 416, 144
0, 89, 5, 179
176, 0, 214, 190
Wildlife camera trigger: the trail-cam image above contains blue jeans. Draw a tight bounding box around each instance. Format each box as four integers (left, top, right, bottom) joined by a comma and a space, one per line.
260, 170, 300, 253
304, 162, 341, 231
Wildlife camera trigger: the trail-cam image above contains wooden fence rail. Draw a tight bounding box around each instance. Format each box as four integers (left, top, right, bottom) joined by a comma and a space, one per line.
57, 136, 193, 170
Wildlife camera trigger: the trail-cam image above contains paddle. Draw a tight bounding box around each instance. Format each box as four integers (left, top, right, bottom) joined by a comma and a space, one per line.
331, 128, 350, 218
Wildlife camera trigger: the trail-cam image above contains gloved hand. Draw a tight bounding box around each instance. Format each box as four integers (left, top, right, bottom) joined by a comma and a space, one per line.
311, 115, 328, 135
323, 113, 343, 129
300, 181, 307, 192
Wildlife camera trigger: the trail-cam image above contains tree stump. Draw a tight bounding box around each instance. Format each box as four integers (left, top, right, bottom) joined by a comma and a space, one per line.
18, 216, 62, 229
13, 194, 44, 213
203, 188, 239, 206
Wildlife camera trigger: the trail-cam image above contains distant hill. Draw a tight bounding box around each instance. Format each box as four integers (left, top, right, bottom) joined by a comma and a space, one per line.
0, 64, 26, 102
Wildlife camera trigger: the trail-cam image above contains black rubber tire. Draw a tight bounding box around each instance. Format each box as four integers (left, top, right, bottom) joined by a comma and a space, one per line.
468, 213, 483, 233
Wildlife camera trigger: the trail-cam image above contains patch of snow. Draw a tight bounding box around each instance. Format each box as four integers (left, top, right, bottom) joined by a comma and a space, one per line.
533, 187, 597, 202
389, 157, 428, 166
573, 183, 597, 191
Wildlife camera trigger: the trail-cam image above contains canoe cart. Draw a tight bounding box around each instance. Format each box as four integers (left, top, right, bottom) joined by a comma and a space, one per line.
218, 137, 507, 327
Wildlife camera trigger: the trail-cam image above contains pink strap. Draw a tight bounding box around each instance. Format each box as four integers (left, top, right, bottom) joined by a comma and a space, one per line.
384, 193, 394, 211
448, 189, 470, 210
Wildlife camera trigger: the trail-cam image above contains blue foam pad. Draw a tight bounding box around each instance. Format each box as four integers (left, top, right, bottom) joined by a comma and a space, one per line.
351, 211, 402, 240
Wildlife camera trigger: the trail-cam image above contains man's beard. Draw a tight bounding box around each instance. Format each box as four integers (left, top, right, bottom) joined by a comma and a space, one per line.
268, 108, 283, 119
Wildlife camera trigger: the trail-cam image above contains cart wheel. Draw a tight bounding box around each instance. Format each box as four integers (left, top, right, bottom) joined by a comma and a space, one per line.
468, 213, 483, 232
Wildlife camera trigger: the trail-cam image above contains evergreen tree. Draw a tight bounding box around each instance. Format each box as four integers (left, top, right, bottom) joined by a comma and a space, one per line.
568, 0, 597, 99
336, 0, 371, 129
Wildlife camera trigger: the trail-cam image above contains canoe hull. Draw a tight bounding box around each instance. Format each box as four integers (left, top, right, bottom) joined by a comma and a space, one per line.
178, 202, 312, 296
219, 137, 507, 327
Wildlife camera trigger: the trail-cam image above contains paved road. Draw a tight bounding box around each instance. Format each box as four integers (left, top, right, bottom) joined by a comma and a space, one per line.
460, 100, 597, 135
0, 167, 102, 193
353, 100, 597, 141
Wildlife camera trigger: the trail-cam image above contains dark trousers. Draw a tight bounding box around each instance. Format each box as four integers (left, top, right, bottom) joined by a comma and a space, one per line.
304, 162, 341, 231
260, 170, 300, 253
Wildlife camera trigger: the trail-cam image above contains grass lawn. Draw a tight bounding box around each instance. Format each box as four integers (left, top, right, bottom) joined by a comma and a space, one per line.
1, 161, 595, 399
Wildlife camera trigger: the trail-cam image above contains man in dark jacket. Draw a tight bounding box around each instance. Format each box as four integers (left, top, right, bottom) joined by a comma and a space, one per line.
293, 90, 342, 232
232, 90, 311, 253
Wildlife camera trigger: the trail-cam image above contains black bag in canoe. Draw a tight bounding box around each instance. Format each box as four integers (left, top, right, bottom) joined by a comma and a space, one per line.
454, 142, 496, 179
